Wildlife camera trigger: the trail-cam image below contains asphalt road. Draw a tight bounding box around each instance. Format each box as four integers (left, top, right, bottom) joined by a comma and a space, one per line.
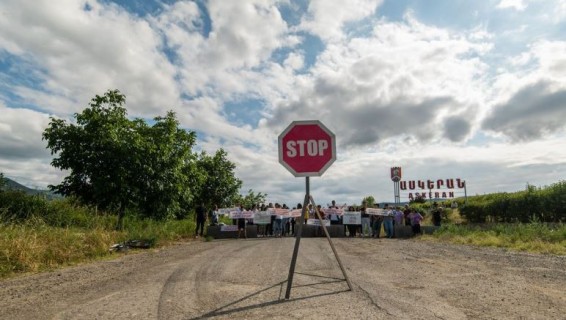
1, 237, 565, 319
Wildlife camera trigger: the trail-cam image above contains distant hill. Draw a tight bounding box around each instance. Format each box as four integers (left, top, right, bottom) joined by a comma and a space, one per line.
2, 177, 63, 200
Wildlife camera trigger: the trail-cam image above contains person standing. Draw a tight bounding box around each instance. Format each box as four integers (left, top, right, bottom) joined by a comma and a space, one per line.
282, 203, 290, 236
346, 206, 357, 237
237, 204, 247, 239
394, 207, 404, 226
432, 202, 442, 227
210, 204, 219, 226
267, 202, 275, 237
195, 202, 207, 238
371, 204, 383, 238
403, 205, 411, 226
382, 204, 394, 238
305, 204, 313, 224
410, 209, 423, 236
329, 200, 340, 225
393, 206, 404, 237
360, 201, 370, 238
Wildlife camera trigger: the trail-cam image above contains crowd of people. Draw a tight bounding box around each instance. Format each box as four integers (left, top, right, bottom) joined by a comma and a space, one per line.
197, 200, 445, 239
343, 202, 425, 238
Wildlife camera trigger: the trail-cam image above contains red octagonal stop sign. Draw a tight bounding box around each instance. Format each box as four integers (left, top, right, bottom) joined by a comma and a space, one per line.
278, 120, 336, 177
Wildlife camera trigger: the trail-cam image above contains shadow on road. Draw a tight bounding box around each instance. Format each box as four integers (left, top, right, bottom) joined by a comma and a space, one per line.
188, 274, 351, 319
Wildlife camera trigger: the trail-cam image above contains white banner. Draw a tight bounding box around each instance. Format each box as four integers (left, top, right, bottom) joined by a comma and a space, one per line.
288, 209, 303, 217
307, 219, 331, 227
218, 207, 239, 215
325, 207, 345, 216
343, 212, 361, 225
366, 208, 385, 215
229, 210, 255, 219
268, 208, 291, 216
220, 225, 238, 232
253, 211, 272, 224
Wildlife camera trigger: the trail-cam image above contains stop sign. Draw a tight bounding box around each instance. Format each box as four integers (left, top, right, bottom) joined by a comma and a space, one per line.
278, 120, 336, 177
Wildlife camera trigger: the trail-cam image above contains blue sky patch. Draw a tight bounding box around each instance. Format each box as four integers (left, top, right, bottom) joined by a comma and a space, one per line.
0, 52, 50, 112
277, 0, 309, 27
295, 32, 324, 70
223, 98, 264, 128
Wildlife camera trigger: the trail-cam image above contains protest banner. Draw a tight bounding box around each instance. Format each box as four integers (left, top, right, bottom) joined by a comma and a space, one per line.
220, 225, 238, 232
325, 207, 344, 216
218, 207, 239, 216
288, 209, 302, 217
268, 208, 290, 216
229, 210, 255, 219
342, 212, 361, 225
307, 219, 331, 227
366, 208, 385, 215
253, 211, 272, 224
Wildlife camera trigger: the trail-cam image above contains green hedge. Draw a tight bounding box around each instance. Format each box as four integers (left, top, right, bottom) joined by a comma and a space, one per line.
459, 181, 566, 223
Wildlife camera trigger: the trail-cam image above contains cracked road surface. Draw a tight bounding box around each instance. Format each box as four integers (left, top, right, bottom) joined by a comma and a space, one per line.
1, 237, 565, 319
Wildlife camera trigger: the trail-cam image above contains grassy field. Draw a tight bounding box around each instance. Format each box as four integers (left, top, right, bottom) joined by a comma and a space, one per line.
2, 199, 565, 279
0, 214, 195, 279
423, 222, 566, 255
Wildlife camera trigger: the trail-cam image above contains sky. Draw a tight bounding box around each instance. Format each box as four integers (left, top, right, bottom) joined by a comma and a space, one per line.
1, 0, 566, 207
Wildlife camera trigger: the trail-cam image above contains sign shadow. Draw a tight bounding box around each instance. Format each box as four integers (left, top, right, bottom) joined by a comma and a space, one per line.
188, 276, 351, 320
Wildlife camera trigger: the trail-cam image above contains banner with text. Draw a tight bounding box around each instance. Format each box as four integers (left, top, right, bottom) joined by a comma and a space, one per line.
342, 212, 361, 225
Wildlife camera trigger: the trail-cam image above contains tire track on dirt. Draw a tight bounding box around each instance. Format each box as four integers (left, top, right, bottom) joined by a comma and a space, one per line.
157, 239, 272, 320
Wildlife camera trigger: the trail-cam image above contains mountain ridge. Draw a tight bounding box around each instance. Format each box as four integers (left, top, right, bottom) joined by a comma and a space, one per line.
2, 177, 62, 199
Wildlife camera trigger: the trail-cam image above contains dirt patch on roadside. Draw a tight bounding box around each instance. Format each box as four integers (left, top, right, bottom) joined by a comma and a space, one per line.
1, 238, 564, 319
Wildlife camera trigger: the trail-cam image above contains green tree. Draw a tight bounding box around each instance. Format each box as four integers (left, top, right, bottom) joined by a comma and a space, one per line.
0, 172, 5, 191
410, 194, 427, 204
43, 90, 199, 227
133, 111, 198, 220
195, 149, 242, 208
233, 189, 267, 209
362, 196, 375, 207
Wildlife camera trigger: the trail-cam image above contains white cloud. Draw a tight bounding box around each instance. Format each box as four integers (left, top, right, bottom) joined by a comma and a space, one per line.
496, 0, 528, 11
155, 0, 295, 100
484, 40, 566, 141
299, 0, 383, 41
1, 0, 566, 205
0, 0, 179, 117
0, 102, 66, 188
0, 103, 52, 160
268, 13, 490, 147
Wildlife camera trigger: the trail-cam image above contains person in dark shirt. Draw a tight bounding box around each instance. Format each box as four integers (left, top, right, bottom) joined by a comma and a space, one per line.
195, 203, 206, 238
432, 202, 442, 227
403, 205, 411, 226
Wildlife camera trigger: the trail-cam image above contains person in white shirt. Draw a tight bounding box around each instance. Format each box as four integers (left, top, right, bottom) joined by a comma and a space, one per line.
382, 204, 394, 238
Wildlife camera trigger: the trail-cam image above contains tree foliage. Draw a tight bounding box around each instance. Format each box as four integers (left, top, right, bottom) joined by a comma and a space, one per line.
233, 189, 267, 209
410, 194, 427, 204
0, 173, 5, 191
362, 196, 375, 207
195, 149, 243, 208
42, 90, 245, 227
43, 90, 136, 225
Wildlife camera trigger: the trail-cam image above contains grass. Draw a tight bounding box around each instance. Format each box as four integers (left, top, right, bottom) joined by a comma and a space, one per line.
2, 199, 564, 279
0, 214, 196, 279
422, 223, 566, 255
0, 221, 123, 277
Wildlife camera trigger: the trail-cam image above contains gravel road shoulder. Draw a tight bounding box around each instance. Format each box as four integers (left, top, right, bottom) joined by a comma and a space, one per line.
1, 238, 564, 319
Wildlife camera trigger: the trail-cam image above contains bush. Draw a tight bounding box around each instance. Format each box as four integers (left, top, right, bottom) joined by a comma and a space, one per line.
0, 191, 49, 222
459, 181, 566, 223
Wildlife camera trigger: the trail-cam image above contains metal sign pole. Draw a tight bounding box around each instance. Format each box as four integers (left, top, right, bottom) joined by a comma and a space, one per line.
285, 177, 310, 299
310, 196, 352, 291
